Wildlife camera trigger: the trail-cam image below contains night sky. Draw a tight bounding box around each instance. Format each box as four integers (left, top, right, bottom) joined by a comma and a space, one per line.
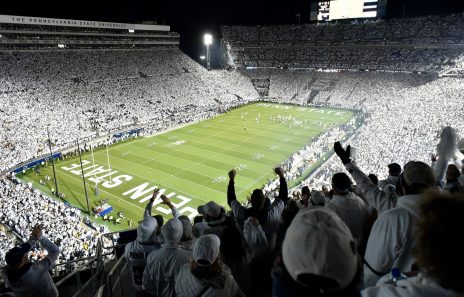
1, 0, 463, 67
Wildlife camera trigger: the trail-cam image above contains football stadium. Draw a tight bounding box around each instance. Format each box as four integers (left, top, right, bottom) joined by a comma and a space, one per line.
18, 103, 357, 229
1, 2, 464, 297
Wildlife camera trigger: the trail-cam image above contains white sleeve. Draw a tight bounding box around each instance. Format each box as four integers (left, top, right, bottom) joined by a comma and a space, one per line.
37, 236, 60, 270
345, 162, 395, 214
243, 218, 268, 260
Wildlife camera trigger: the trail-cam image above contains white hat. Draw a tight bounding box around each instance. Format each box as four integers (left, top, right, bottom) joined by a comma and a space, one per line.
193, 234, 221, 266
310, 190, 325, 205
403, 161, 436, 186
282, 207, 357, 290
162, 218, 183, 243
137, 216, 158, 243
198, 201, 223, 218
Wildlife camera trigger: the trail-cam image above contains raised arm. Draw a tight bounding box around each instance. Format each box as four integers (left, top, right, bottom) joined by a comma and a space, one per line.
334, 141, 395, 213
144, 188, 160, 219
274, 167, 288, 204
160, 195, 180, 218
31, 225, 60, 270
227, 169, 237, 206
227, 169, 247, 222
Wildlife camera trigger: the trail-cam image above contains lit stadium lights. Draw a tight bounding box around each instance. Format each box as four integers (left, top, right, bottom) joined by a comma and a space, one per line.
203, 34, 213, 70
204, 34, 213, 45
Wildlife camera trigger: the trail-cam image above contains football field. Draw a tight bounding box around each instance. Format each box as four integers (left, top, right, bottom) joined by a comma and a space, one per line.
18, 103, 355, 230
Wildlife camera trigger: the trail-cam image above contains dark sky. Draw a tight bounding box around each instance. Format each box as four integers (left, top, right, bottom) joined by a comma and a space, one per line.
1, 0, 463, 67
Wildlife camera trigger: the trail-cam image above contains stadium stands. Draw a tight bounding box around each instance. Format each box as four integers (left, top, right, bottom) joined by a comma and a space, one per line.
0, 48, 258, 173
1, 12, 464, 297
222, 14, 464, 72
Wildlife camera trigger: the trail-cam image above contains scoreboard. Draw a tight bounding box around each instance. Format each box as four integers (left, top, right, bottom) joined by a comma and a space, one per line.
315, 0, 387, 21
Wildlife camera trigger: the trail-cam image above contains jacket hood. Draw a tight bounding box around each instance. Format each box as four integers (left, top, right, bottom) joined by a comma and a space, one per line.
397, 194, 422, 219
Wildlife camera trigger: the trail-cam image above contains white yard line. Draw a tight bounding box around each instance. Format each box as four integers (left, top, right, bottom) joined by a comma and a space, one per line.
88, 152, 228, 197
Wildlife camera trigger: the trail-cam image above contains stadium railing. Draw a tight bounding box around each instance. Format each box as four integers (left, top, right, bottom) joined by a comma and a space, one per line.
69, 228, 136, 297
52, 229, 126, 297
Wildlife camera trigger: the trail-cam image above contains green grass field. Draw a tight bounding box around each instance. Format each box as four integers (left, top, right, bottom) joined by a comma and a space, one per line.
18, 103, 354, 230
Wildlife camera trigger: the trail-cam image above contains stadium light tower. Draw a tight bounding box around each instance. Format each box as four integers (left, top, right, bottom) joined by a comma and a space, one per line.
204, 34, 213, 70
200, 55, 206, 68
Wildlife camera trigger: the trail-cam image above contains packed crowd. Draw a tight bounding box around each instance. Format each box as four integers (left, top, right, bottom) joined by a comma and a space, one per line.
3, 142, 464, 296
119, 148, 464, 297
223, 14, 464, 46
0, 176, 109, 275
1, 15, 464, 295
292, 72, 464, 190
222, 14, 464, 72
234, 47, 462, 72
0, 48, 258, 172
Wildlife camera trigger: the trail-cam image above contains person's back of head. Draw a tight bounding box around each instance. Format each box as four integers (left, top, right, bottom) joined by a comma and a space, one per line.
154, 215, 164, 236
4, 242, 32, 285
310, 190, 326, 206
388, 163, 402, 177
191, 234, 223, 280
400, 161, 436, 195
446, 164, 461, 183
251, 189, 266, 209
331, 173, 353, 196
198, 201, 224, 222
137, 216, 158, 244
162, 218, 183, 244
301, 186, 310, 199
274, 208, 361, 297
416, 191, 464, 293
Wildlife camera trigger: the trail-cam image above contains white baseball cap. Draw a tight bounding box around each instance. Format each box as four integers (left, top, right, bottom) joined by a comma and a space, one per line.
162, 218, 183, 244
282, 207, 358, 290
137, 216, 158, 243
198, 201, 223, 218
193, 234, 221, 266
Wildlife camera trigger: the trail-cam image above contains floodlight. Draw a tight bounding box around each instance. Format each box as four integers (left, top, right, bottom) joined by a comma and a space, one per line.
200, 56, 206, 60
204, 34, 213, 45
128, 29, 135, 33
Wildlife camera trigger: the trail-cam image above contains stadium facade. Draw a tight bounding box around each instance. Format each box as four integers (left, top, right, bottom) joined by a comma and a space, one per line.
0, 14, 179, 49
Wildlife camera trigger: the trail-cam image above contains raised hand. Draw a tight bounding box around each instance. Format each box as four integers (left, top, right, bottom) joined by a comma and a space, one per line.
274, 167, 284, 178
150, 188, 160, 202
334, 141, 351, 164
160, 194, 171, 205
228, 169, 236, 181
31, 224, 43, 240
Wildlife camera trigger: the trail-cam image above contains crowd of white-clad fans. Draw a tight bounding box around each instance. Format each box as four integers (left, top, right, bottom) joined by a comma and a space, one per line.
223, 14, 464, 46
1, 13, 464, 295
0, 176, 108, 275
222, 14, 464, 71
294, 72, 464, 190
0, 48, 259, 173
